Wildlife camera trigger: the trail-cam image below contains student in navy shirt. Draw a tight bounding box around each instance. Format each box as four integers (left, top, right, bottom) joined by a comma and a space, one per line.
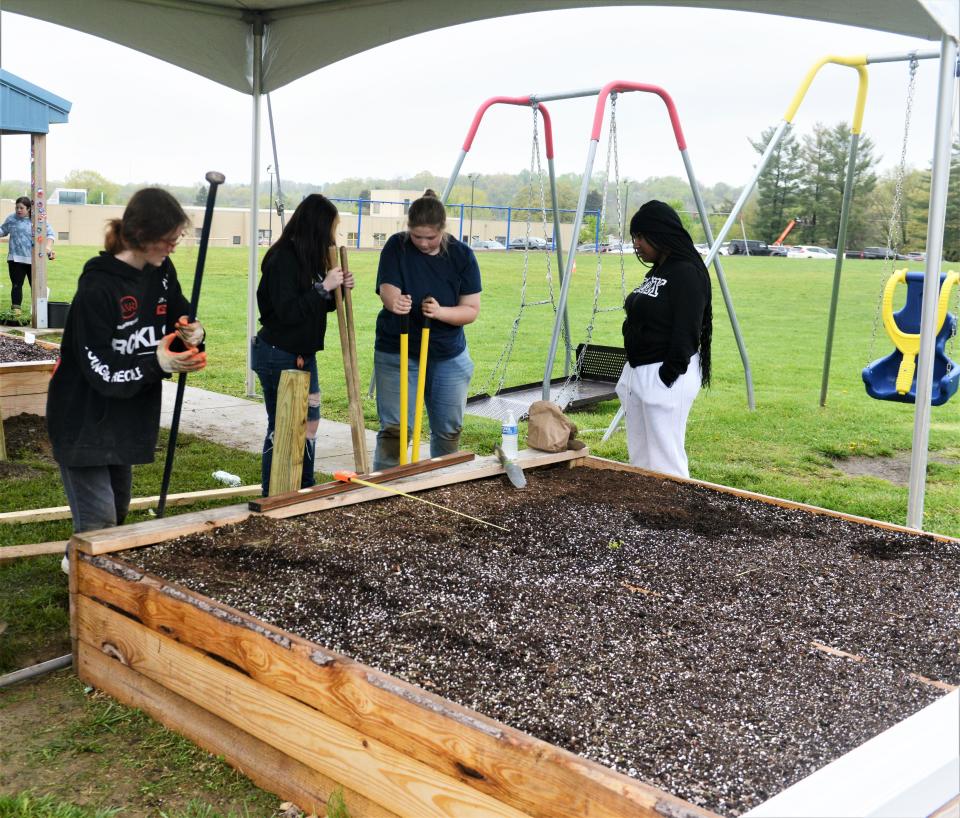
374, 190, 481, 468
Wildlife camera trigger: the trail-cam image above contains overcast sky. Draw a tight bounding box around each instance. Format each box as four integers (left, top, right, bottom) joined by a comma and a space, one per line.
0, 6, 950, 193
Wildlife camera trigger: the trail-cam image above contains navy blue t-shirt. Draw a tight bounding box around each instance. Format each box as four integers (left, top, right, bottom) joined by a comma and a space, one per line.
375, 232, 482, 360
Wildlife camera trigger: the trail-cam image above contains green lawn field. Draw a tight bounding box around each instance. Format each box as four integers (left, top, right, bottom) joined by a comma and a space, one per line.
31, 244, 960, 537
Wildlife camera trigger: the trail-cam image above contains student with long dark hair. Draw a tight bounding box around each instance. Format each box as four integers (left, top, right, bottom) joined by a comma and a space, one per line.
252, 193, 354, 494
47, 188, 205, 566
373, 189, 481, 469
0, 195, 56, 316
616, 200, 712, 478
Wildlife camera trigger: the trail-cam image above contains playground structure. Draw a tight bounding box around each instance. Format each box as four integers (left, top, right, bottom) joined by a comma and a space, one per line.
0, 69, 71, 329
441, 81, 756, 423
696, 48, 954, 529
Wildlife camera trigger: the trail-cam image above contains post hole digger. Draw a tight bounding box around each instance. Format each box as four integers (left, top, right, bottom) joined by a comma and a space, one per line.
157, 170, 225, 518
397, 295, 432, 464
329, 245, 369, 474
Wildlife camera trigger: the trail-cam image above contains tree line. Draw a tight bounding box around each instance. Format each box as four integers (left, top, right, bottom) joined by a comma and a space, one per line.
1, 128, 956, 260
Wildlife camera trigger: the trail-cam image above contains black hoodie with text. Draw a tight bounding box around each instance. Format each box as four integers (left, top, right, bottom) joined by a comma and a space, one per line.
46, 252, 190, 467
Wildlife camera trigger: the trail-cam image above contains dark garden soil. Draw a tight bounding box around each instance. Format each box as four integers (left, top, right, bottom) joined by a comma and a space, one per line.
127, 466, 960, 817
0, 413, 54, 479
0, 335, 58, 363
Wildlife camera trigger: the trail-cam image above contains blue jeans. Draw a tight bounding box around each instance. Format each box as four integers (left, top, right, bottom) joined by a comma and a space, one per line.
374, 347, 473, 470
251, 336, 321, 495
59, 463, 132, 534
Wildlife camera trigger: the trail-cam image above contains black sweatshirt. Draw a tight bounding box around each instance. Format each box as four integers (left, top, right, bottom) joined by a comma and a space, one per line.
622, 256, 709, 386
256, 242, 336, 356
46, 253, 190, 467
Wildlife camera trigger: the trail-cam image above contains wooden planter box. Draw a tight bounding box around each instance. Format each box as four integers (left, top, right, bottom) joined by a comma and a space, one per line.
0, 335, 57, 419
68, 450, 958, 818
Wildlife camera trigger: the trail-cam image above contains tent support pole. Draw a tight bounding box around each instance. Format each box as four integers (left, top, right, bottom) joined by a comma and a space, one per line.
246, 20, 264, 397
907, 35, 958, 530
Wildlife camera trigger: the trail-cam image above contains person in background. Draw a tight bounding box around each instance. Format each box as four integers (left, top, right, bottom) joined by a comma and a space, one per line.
0, 196, 56, 317
616, 200, 712, 478
251, 193, 353, 495
47, 188, 205, 570
373, 189, 481, 469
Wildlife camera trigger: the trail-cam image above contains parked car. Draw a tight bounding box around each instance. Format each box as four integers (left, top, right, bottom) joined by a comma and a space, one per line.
726, 239, 772, 256
471, 239, 506, 250
906, 251, 926, 261
601, 240, 631, 254
508, 236, 548, 250
717, 242, 731, 256
694, 243, 709, 256
768, 244, 789, 257
845, 247, 908, 260
576, 242, 601, 252
788, 245, 837, 259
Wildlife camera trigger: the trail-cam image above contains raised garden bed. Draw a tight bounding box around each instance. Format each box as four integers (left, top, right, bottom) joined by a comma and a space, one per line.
0, 334, 58, 419
68, 451, 960, 817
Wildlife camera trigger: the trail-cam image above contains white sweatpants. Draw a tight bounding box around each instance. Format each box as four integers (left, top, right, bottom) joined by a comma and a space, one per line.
614, 354, 701, 478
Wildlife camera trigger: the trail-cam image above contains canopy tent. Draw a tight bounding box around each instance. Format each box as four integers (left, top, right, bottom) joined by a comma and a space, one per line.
2, 0, 957, 529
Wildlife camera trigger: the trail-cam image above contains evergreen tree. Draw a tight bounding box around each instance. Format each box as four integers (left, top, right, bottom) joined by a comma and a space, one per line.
747, 126, 804, 243
798, 122, 878, 248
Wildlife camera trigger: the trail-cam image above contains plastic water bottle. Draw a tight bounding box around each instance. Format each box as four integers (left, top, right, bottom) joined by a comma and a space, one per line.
501, 411, 519, 460
212, 470, 242, 488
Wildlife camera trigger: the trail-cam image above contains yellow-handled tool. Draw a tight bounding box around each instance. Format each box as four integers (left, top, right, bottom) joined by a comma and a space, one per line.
399, 310, 409, 465
410, 303, 431, 464
333, 470, 508, 531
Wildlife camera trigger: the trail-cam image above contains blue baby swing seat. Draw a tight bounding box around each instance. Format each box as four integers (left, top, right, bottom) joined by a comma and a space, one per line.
862, 269, 960, 406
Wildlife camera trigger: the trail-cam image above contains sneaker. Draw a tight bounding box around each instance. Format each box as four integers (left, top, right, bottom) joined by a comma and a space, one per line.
61, 556, 70, 575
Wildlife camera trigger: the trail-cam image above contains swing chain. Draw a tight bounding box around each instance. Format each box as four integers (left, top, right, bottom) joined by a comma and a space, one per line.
558, 94, 621, 404
476, 105, 558, 399
868, 54, 919, 365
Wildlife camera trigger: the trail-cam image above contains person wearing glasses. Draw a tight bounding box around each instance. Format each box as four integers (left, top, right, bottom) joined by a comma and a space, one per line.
0, 195, 56, 317
47, 188, 206, 568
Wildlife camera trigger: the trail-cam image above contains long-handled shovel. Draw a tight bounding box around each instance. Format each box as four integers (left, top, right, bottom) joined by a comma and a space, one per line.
410, 305, 431, 463
333, 470, 508, 531
157, 170, 225, 518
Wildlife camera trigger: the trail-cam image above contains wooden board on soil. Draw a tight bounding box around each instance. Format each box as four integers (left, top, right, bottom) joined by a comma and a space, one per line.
103, 459, 960, 816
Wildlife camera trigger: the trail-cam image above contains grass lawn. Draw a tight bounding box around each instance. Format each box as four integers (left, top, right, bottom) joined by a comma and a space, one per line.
33, 242, 960, 537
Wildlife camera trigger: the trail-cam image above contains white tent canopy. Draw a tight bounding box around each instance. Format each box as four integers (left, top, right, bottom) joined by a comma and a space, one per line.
3, 0, 958, 529
5, 0, 958, 94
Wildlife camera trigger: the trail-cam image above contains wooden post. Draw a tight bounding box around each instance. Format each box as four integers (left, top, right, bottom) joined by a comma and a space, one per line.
268, 369, 310, 497
0, 400, 7, 460
30, 133, 48, 329
329, 247, 369, 473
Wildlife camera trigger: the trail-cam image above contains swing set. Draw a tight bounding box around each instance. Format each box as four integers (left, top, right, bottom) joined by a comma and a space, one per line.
441, 81, 755, 422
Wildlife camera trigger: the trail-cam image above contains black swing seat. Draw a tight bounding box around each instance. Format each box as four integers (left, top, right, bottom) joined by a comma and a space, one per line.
465, 343, 627, 422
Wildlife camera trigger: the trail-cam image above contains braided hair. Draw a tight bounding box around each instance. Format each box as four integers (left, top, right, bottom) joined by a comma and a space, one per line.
628, 201, 712, 387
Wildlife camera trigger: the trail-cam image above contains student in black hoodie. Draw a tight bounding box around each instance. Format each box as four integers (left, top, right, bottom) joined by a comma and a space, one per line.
251, 194, 354, 495
615, 200, 712, 478
47, 188, 206, 563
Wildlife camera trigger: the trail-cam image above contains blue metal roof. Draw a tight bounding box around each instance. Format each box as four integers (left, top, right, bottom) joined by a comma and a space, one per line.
0, 68, 71, 135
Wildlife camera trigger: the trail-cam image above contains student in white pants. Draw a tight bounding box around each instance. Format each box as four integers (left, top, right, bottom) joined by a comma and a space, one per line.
618, 200, 712, 479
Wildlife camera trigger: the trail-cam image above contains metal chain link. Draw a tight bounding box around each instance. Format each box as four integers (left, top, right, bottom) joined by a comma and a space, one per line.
868, 55, 919, 366
558, 95, 620, 404
478, 106, 557, 398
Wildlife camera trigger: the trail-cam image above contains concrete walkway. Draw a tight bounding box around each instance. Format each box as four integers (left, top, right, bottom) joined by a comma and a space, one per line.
160, 381, 427, 477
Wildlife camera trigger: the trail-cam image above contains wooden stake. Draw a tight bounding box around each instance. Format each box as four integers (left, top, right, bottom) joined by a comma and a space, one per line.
0, 540, 68, 562
268, 369, 310, 497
